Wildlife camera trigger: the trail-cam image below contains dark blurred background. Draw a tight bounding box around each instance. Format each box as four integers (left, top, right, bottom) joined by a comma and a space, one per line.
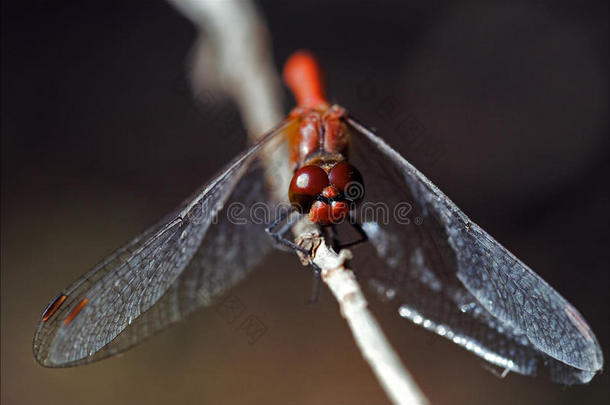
1, 1, 608, 404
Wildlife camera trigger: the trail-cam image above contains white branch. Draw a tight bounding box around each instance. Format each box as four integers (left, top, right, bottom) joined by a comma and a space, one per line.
167, 0, 283, 138
294, 220, 429, 405
168, 1, 429, 404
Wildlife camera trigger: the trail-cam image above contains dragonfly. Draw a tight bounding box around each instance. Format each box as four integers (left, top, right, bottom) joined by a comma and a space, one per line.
33, 50, 603, 385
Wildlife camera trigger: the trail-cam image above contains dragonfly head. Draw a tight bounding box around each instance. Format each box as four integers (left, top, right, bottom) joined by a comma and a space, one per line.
288, 161, 364, 225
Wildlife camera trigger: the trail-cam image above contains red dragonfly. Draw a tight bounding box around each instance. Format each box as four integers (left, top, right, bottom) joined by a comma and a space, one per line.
33, 51, 603, 385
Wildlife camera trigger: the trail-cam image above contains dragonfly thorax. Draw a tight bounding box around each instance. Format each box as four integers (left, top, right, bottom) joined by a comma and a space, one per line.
288, 105, 349, 170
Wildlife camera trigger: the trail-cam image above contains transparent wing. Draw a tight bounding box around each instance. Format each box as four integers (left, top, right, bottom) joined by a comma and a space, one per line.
33, 119, 293, 367
346, 116, 603, 384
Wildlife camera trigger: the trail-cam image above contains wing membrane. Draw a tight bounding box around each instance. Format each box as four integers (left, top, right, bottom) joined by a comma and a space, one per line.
33, 119, 292, 367
346, 116, 603, 384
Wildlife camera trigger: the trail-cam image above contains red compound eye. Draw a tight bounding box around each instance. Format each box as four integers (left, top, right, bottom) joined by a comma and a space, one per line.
328, 162, 364, 202
289, 165, 329, 212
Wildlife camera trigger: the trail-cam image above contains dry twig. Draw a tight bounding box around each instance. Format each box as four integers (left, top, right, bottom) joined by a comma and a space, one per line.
168, 1, 429, 404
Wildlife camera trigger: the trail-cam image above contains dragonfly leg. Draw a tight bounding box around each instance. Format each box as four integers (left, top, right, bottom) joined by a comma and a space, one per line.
265, 208, 310, 256
266, 209, 326, 303
307, 264, 322, 304
328, 224, 341, 251
328, 211, 368, 251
